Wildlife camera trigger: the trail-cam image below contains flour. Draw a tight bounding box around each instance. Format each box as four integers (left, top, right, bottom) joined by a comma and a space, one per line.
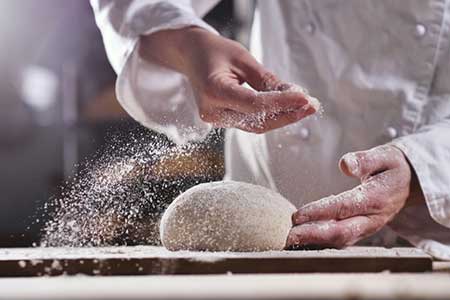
38, 82, 320, 248
18, 261, 26, 268
220, 84, 322, 130
39, 127, 223, 247
284, 84, 321, 113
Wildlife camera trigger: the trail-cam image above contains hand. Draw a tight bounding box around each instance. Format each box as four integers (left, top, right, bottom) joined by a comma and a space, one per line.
140, 27, 318, 133
286, 145, 414, 249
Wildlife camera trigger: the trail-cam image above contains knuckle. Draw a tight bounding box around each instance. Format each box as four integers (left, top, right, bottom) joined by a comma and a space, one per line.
231, 40, 248, 53
333, 228, 352, 248
370, 201, 384, 213
354, 152, 371, 175
326, 226, 341, 245
205, 74, 230, 95
332, 192, 355, 219
337, 202, 353, 219
328, 228, 345, 246
386, 145, 402, 158
391, 170, 410, 189
260, 72, 280, 90
230, 44, 252, 65
367, 195, 384, 212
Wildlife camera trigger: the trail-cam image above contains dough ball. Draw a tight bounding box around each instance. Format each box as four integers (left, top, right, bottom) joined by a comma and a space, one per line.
160, 181, 296, 252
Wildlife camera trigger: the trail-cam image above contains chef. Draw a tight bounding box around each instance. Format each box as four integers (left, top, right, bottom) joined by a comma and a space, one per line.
91, 0, 450, 259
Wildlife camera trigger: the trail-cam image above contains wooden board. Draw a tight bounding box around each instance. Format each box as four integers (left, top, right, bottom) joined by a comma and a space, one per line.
0, 246, 432, 277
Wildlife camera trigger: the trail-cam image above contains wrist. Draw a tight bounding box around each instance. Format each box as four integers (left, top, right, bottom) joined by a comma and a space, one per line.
406, 167, 426, 206
391, 145, 425, 207
139, 26, 204, 75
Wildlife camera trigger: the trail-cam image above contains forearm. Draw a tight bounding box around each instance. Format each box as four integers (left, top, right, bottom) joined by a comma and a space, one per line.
139, 27, 195, 75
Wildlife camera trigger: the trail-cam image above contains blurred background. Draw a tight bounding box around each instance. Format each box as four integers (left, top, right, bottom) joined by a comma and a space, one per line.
0, 0, 254, 247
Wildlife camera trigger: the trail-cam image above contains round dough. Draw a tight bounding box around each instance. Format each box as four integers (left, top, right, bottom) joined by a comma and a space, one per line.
160, 181, 296, 252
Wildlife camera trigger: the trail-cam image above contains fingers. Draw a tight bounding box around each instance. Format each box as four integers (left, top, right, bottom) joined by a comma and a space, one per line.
197, 51, 319, 132
364, 168, 411, 207
208, 80, 310, 115
286, 215, 383, 249
292, 185, 370, 224
201, 53, 312, 115
234, 53, 320, 114
210, 106, 315, 133
288, 146, 412, 249
292, 168, 405, 225
233, 50, 288, 92
200, 81, 315, 133
339, 145, 404, 180
254, 107, 315, 132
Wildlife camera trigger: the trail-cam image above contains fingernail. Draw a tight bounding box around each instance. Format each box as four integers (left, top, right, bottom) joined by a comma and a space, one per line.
285, 231, 299, 247
343, 153, 360, 175
305, 95, 321, 112
293, 213, 309, 225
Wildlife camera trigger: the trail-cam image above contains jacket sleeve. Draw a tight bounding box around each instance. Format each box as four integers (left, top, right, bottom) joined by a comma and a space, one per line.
390, 118, 450, 260
90, 0, 220, 144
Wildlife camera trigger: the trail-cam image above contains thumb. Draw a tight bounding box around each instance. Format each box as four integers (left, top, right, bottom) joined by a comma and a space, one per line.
339, 145, 401, 180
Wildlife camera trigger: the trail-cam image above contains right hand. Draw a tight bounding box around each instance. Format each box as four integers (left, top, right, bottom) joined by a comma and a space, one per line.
140, 27, 318, 133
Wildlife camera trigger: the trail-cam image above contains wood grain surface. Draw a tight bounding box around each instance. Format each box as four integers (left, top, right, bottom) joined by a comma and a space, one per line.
0, 246, 432, 276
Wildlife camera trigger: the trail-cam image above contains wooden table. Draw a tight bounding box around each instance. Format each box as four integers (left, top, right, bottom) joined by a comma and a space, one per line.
0, 246, 449, 300
0, 246, 433, 276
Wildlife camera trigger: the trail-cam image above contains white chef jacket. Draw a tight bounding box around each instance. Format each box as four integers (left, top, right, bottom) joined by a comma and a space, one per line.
91, 0, 450, 260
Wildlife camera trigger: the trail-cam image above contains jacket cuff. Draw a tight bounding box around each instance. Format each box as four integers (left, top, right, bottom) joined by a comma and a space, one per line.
115, 3, 216, 144
133, 2, 218, 38
390, 136, 450, 228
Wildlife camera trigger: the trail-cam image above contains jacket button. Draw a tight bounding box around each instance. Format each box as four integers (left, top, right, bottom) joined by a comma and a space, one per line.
415, 24, 427, 37
386, 127, 398, 139
306, 23, 315, 34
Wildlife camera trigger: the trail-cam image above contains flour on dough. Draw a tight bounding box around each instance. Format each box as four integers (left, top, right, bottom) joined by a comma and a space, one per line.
160, 181, 296, 252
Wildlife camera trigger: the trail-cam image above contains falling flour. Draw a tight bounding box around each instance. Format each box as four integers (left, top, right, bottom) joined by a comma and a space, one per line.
39, 127, 224, 247
38, 82, 320, 248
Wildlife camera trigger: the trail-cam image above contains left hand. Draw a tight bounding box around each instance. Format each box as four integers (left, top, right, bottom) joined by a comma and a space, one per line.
286, 145, 412, 249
